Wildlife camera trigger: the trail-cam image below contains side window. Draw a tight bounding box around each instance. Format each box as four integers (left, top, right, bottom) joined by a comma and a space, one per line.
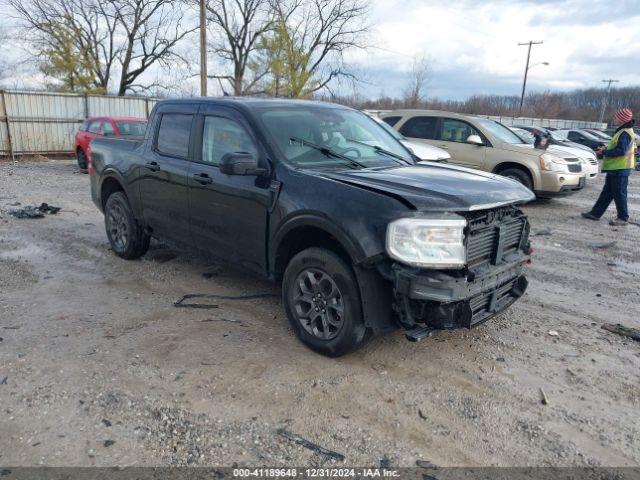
399, 116, 438, 139
382, 116, 401, 127
568, 131, 582, 142
439, 118, 481, 143
156, 114, 193, 158
87, 121, 101, 134
102, 121, 115, 137
201, 116, 258, 166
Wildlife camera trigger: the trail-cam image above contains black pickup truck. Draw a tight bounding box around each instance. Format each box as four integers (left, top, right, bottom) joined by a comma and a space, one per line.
90, 98, 535, 356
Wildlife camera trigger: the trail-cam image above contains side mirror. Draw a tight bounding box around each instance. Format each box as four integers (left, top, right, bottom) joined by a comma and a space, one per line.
466, 134, 484, 146
219, 152, 266, 176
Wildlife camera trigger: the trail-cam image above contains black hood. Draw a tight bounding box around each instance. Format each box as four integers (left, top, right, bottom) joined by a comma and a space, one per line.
319, 163, 535, 212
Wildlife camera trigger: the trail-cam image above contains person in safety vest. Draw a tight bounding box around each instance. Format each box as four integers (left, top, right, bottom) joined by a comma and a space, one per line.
582, 108, 635, 226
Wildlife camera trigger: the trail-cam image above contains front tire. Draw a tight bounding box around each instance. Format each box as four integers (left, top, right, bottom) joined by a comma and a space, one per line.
282, 247, 368, 357
104, 192, 150, 259
500, 167, 533, 191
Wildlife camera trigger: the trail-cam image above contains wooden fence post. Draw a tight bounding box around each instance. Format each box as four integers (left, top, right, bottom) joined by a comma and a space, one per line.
1, 90, 15, 161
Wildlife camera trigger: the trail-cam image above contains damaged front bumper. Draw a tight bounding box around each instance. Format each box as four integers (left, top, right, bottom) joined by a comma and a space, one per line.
392, 258, 529, 338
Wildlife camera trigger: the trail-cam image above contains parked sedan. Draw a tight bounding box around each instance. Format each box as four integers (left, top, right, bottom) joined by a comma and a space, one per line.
509, 127, 598, 178
75, 117, 147, 170
554, 129, 606, 158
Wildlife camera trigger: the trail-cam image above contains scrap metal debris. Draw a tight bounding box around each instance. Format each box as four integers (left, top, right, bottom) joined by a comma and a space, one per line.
174, 292, 278, 309
9, 203, 61, 219
540, 388, 549, 405
588, 241, 617, 249
533, 228, 553, 236
602, 323, 640, 342
276, 428, 345, 461
0, 376, 7, 385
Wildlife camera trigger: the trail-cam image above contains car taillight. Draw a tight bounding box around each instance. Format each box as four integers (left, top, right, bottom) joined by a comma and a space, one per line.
87, 151, 93, 174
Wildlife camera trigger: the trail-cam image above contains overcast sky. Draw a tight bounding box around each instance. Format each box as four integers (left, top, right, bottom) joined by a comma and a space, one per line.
1, 0, 639, 99
347, 0, 640, 99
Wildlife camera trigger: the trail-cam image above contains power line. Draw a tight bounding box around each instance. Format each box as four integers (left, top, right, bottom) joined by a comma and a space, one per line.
598, 79, 619, 123
518, 40, 543, 116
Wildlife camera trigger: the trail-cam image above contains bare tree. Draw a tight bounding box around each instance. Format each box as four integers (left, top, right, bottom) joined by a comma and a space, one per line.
0, 26, 9, 83
204, 0, 273, 96
10, 0, 195, 95
402, 53, 431, 108
110, 0, 196, 95
268, 0, 370, 98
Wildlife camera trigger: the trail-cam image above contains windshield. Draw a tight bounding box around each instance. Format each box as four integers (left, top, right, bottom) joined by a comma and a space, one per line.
259, 107, 412, 169
116, 121, 147, 136
476, 119, 525, 144
511, 128, 535, 144
373, 117, 404, 140
587, 130, 611, 140
578, 130, 600, 141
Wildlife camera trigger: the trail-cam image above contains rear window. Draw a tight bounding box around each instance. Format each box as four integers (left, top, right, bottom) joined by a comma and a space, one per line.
116, 121, 147, 136
156, 114, 193, 158
399, 116, 438, 139
382, 116, 401, 127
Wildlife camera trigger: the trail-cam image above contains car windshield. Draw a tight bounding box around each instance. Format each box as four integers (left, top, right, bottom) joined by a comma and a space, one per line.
259, 107, 412, 169
116, 121, 147, 136
549, 131, 567, 141
587, 130, 611, 140
511, 128, 535, 144
476, 119, 525, 144
578, 130, 600, 141
373, 117, 404, 140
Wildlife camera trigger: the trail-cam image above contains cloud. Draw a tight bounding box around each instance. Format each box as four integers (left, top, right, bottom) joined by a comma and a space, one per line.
347, 0, 640, 100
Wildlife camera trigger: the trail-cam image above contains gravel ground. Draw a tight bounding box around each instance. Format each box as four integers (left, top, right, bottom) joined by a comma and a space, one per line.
0, 159, 639, 468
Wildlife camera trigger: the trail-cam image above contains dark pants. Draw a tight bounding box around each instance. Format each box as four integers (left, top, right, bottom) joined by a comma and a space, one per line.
590, 172, 629, 221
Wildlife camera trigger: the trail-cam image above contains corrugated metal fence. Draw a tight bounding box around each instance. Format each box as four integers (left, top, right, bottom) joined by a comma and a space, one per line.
2, 92, 609, 158
0, 90, 158, 158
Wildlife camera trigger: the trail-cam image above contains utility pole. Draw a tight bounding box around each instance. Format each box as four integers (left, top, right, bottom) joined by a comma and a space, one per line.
598, 79, 619, 124
199, 0, 208, 97
518, 40, 543, 116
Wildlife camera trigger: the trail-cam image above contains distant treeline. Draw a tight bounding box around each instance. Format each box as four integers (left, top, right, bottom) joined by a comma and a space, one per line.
324, 86, 640, 125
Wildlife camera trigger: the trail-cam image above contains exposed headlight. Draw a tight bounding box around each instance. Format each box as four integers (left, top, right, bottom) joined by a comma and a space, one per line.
386, 218, 467, 268
539, 153, 569, 173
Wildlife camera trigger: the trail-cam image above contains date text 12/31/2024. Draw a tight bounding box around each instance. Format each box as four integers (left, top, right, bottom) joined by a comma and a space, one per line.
233, 468, 401, 478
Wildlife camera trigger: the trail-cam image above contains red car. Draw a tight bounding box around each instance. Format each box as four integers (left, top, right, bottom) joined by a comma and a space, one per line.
75, 117, 147, 171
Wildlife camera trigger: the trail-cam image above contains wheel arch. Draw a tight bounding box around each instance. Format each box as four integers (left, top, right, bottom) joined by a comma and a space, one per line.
100, 171, 132, 211
492, 162, 535, 188
270, 215, 364, 282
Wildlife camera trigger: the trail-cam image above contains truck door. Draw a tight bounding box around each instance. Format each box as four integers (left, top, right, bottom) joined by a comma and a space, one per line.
435, 118, 487, 169
138, 105, 196, 246
188, 106, 271, 275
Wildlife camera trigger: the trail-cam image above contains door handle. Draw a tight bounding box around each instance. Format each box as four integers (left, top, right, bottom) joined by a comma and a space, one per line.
144, 161, 160, 172
193, 172, 213, 184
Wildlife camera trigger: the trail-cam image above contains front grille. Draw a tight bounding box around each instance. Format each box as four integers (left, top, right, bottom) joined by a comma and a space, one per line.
468, 277, 520, 325
586, 158, 598, 166
465, 207, 529, 269
568, 163, 582, 173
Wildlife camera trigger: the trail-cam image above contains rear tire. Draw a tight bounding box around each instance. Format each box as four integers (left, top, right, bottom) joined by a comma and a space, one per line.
104, 192, 150, 259
499, 167, 533, 191
282, 247, 368, 357
77, 148, 88, 170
